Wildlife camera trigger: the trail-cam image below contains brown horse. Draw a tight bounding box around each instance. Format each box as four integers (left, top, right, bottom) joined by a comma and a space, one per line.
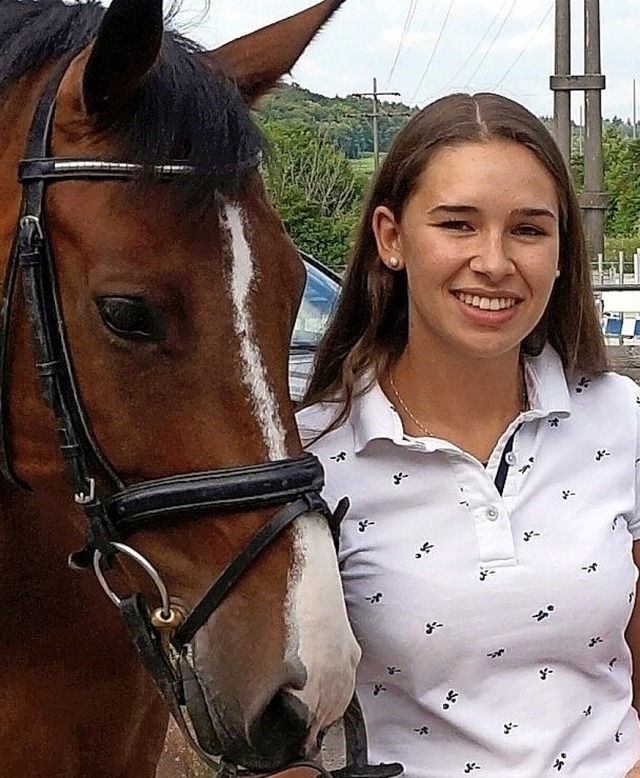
0, 1, 360, 776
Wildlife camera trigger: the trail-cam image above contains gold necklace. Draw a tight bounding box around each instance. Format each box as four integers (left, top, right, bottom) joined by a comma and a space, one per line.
388, 372, 434, 437
387, 366, 529, 439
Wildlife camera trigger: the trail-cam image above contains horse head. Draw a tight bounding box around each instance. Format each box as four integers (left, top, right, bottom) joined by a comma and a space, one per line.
0, 0, 358, 772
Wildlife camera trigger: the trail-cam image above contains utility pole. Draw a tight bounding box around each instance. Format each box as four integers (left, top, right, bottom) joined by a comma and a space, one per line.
550, 0, 607, 261
552, 0, 572, 165
582, 0, 606, 262
353, 78, 401, 169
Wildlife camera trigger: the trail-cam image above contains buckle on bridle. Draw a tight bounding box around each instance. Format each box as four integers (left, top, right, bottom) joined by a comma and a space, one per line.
74, 476, 96, 505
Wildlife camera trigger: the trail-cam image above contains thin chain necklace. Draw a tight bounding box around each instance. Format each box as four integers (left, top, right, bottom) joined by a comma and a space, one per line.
387, 365, 529, 438
388, 372, 435, 437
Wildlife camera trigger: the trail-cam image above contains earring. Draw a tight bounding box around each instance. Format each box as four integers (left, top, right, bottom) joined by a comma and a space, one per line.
555, 269, 561, 278
388, 256, 401, 269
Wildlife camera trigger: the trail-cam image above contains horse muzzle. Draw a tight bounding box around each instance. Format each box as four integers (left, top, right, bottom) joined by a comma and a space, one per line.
181, 650, 315, 771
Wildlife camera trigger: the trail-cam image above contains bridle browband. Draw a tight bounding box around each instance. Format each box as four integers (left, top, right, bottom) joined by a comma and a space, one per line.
0, 67, 402, 778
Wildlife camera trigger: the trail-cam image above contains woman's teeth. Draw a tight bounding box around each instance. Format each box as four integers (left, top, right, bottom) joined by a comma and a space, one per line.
455, 292, 517, 311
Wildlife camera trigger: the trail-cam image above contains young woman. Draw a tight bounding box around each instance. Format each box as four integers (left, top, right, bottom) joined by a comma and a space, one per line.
298, 93, 640, 777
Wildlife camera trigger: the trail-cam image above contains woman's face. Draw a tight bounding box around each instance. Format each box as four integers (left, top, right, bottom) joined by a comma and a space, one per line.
372, 138, 561, 363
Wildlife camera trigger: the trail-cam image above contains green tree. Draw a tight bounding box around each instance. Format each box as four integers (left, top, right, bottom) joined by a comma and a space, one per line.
602, 127, 640, 237
571, 126, 640, 239
260, 119, 367, 269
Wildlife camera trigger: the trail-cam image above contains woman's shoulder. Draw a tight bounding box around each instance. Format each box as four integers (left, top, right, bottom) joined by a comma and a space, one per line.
580, 369, 640, 402
564, 368, 640, 428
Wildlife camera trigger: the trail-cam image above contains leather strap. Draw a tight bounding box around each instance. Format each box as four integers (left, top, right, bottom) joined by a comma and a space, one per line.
19, 157, 194, 182
106, 454, 325, 533
120, 593, 223, 769
174, 494, 324, 646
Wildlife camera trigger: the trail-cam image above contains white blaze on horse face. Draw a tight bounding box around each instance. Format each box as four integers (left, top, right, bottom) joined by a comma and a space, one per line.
221, 203, 288, 461
285, 514, 361, 746
222, 203, 359, 740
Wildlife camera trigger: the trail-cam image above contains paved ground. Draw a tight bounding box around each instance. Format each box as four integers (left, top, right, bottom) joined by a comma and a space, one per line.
320, 720, 345, 771
156, 718, 346, 777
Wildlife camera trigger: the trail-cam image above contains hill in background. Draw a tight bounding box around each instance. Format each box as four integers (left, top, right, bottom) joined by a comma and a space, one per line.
257, 82, 417, 159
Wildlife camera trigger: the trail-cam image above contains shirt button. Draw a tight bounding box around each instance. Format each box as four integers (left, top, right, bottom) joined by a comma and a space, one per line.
505, 452, 517, 466
485, 506, 499, 521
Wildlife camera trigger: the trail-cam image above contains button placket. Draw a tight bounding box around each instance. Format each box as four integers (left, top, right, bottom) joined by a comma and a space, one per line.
451, 457, 518, 566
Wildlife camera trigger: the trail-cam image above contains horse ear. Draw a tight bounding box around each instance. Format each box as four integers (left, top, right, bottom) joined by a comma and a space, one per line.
208, 0, 347, 104
82, 0, 164, 118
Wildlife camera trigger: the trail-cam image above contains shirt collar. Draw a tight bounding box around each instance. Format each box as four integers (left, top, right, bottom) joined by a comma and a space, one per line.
352, 380, 404, 453
523, 343, 572, 419
351, 344, 573, 454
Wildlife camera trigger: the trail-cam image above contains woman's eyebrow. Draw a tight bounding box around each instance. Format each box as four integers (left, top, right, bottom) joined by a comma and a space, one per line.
427, 204, 557, 219
511, 207, 558, 220
428, 204, 479, 215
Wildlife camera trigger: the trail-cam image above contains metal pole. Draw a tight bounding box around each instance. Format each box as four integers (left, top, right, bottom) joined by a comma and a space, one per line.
352, 79, 402, 170
372, 78, 380, 170
634, 78, 637, 140
553, 0, 572, 166
583, 0, 605, 261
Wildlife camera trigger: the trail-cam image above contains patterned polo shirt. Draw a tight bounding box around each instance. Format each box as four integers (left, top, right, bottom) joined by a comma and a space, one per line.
297, 345, 640, 778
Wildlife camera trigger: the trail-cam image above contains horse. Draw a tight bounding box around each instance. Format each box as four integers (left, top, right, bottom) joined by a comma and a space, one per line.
0, 1, 361, 776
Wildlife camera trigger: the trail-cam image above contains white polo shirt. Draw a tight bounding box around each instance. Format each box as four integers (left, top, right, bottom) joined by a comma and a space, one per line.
297, 345, 640, 778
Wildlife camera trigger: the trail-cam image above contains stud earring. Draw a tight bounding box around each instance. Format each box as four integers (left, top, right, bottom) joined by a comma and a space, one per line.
388, 256, 401, 269
555, 269, 561, 278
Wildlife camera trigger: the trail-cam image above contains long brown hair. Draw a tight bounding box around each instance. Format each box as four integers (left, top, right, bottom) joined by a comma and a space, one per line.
302, 92, 606, 421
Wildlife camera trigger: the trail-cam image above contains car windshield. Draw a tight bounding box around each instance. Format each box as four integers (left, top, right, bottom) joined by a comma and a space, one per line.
292, 258, 340, 349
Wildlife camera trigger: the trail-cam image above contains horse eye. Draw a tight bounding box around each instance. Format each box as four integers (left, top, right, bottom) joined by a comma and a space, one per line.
96, 296, 166, 343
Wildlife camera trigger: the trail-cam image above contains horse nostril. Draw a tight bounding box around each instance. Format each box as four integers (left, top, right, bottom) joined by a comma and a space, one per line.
248, 689, 310, 764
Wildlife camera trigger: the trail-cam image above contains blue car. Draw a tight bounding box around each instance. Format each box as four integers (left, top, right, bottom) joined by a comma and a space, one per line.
289, 251, 341, 401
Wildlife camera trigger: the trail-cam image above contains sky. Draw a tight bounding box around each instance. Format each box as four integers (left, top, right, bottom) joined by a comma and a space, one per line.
173, 0, 639, 123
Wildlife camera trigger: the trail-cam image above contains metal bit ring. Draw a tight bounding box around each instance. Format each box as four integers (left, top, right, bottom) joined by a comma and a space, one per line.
93, 541, 172, 618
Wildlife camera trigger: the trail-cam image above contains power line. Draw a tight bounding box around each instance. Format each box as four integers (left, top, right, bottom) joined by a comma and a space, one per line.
463, 0, 518, 89
439, 0, 512, 93
494, 3, 554, 90
399, 0, 452, 62
385, 0, 420, 89
411, 0, 456, 103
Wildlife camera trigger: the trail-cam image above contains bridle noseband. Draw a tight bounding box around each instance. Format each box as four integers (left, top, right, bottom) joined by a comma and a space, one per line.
0, 68, 402, 778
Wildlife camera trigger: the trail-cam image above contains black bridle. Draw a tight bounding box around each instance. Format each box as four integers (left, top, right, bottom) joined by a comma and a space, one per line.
1, 67, 402, 778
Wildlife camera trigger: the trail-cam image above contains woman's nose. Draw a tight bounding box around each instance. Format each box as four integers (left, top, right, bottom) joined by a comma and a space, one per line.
468, 235, 515, 280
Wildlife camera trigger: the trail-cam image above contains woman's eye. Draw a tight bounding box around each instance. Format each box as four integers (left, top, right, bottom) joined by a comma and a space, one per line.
439, 220, 472, 231
515, 224, 545, 236
96, 297, 166, 343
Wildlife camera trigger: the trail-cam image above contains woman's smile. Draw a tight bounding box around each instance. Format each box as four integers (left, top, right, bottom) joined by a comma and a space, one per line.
451, 289, 523, 327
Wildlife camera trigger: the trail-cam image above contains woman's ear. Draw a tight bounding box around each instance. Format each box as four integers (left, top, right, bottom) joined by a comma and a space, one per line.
372, 205, 403, 270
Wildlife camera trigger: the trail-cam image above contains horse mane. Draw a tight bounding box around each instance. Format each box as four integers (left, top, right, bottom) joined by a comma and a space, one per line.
0, 0, 264, 198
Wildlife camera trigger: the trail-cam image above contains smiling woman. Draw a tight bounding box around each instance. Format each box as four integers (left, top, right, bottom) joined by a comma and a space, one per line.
297, 92, 640, 778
